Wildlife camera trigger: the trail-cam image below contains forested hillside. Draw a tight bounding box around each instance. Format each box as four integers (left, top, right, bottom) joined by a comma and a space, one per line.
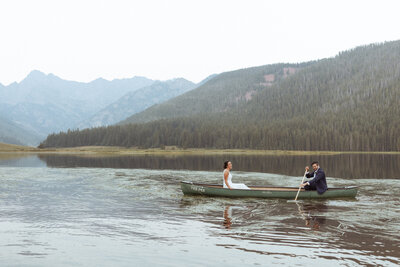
121, 63, 308, 124
40, 41, 400, 151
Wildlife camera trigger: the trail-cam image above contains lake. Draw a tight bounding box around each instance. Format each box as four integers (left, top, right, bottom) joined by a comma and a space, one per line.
0, 153, 399, 266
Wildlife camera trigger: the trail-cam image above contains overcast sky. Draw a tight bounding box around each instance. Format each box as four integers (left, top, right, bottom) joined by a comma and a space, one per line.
1, 0, 399, 85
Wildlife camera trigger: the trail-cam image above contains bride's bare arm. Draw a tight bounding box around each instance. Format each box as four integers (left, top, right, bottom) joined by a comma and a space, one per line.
224, 170, 232, 190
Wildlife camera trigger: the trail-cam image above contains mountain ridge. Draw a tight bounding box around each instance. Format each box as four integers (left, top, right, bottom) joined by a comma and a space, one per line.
0, 71, 156, 143
0, 70, 204, 145
120, 63, 308, 124
76, 78, 196, 128
0, 115, 43, 146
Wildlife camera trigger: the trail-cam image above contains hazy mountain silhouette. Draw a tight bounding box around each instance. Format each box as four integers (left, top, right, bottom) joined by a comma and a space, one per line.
0, 115, 42, 146
77, 78, 196, 128
0, 71, 155, 144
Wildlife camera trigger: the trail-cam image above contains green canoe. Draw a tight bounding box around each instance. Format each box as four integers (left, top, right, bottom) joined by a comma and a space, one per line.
181, 181, 358, 199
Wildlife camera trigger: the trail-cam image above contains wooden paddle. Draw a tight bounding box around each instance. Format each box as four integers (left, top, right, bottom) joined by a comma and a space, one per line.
294, 170, 308, 201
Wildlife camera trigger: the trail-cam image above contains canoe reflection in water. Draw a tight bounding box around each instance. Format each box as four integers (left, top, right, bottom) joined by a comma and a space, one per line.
296, 202, 327, 230
222, 202, 328, 230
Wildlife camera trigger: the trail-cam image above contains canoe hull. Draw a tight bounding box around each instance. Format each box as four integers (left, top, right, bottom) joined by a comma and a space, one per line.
181, 181, 358, 199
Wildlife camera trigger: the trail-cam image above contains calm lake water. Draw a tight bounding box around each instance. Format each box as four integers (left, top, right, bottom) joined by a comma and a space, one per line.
0, 153, 399, 266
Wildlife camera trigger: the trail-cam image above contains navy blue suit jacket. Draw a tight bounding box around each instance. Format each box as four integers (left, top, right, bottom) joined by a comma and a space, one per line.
305, 168, 327, 194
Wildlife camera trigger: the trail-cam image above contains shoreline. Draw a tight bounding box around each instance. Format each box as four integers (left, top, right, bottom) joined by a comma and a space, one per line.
1, 143, 399, 156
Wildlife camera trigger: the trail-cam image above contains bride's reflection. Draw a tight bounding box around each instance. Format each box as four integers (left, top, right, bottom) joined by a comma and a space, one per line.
223, 205, 233, 229
180, 197, 251, 230
296, 202, 327, 230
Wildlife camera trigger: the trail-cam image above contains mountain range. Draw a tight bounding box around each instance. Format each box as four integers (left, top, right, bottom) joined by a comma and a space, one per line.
0, 71, 200, 145
40, 40, 400, 151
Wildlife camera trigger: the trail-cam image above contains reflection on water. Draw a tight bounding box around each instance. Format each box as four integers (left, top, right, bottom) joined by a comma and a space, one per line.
1, 153, 399, 179
223, 206, 233, 229
0, 166, 399, 266
181, 192, 400, 266
35, 153, 400, 179
296, 202, 327, 230
0, 154, 46, 167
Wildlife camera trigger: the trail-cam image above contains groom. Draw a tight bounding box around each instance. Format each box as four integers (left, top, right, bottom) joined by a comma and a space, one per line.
301, 161, 327, 194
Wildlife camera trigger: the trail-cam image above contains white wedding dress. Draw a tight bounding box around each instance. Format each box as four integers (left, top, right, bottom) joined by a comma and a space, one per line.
223, 170, 250, 190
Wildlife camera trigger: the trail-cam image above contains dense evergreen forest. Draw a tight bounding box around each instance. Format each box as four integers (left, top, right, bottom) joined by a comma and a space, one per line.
40, 41, 400, 151
120, 62, 311, 124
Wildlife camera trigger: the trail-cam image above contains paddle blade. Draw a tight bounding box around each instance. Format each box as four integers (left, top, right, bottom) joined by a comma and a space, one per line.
287, 199, 303, 203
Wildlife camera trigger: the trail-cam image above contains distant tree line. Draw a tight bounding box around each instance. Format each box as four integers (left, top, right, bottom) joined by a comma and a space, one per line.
40, 111, 400, 151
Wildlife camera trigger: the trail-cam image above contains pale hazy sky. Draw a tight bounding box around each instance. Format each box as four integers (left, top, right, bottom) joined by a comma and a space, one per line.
1, 0, 399, 85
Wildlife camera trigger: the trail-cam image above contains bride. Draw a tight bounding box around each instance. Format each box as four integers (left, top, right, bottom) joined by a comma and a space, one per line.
223, 161, 250, 190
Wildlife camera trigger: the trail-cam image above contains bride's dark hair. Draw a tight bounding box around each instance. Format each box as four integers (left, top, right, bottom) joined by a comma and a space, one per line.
223, 161, 230, 169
